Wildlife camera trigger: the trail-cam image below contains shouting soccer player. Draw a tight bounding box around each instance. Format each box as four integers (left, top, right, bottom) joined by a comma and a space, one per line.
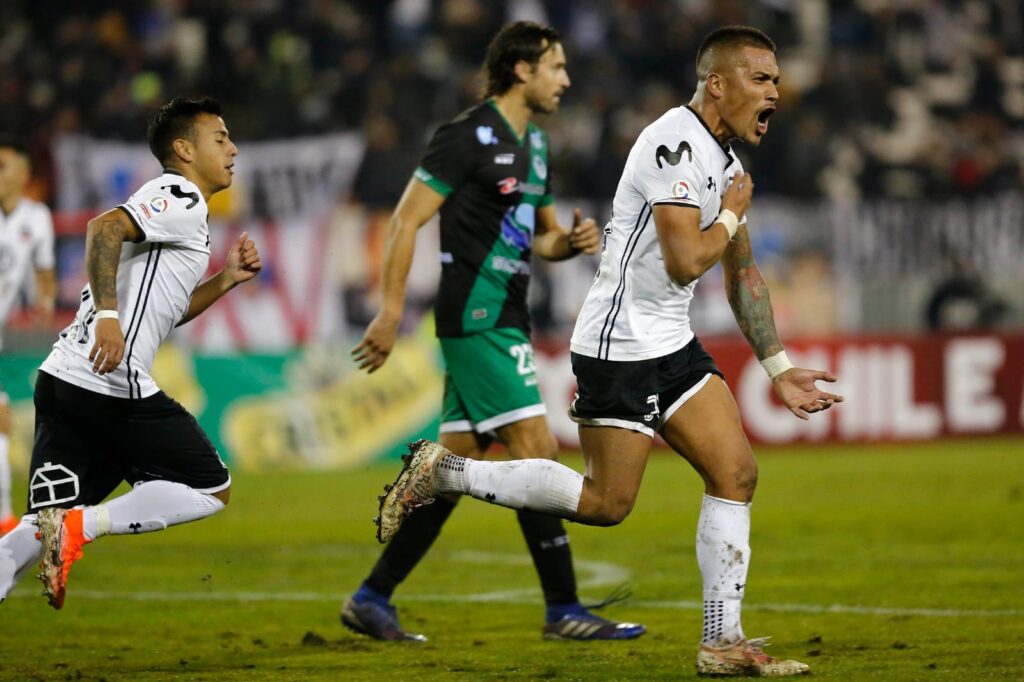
0, 97, 262, 609
378, 26, 842, 676
348, 22, 644, 642
0, 137, 56, 537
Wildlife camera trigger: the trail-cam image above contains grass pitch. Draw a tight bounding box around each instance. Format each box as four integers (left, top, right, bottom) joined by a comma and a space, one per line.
1, 438, 1022, 681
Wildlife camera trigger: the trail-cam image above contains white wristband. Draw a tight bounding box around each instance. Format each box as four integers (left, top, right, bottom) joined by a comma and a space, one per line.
716, 209, 739, 239
95, 310, 119, 320
760, 350, 793, 380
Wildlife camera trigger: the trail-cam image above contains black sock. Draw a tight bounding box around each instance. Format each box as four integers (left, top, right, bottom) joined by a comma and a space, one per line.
364, 496, 457, 598
517, 509, 578, 605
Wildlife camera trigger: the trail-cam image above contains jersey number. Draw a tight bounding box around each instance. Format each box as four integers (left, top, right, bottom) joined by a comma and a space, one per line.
510, 343, 536, 376
160, 184, 200, 209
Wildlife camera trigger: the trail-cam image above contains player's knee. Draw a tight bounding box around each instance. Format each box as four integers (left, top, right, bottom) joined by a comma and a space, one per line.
590, 494, 636, 527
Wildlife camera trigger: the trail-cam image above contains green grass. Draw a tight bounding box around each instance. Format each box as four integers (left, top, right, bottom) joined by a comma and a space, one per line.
2, 438, 1023, 680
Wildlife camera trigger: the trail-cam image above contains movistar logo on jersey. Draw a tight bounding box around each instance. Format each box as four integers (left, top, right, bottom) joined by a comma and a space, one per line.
655, 140, 693, 168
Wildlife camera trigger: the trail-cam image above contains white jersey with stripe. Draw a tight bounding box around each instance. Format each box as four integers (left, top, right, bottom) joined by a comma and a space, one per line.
41, 172, 210, 398
0, 198, 55, 349
571, 106, 745, 361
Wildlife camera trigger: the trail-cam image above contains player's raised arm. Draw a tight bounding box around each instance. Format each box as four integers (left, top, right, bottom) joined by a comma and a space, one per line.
720, 220, 843, 419
84, 207, 144, 375
351, 178, 445, 373
533, 206, 601, 260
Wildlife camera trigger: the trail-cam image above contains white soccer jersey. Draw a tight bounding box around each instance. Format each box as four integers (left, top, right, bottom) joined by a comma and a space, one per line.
571, 106, 745, 361
0, 198, 55, 349
41, 172, 210, 399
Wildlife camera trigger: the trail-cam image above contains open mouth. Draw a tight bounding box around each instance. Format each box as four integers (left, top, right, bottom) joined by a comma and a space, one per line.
756, 107, 775, 135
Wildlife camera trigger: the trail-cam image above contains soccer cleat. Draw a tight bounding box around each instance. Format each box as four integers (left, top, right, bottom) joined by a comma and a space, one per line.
340, 596, 427, 642
375, 440, 447, 544
696, 637, 810, 677
35, 508, 91, 610
0, 514, 17, 537
542, 611, 647, 641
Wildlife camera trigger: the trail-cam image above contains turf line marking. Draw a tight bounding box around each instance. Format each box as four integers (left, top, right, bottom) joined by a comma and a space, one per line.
6, 548, 1021, 618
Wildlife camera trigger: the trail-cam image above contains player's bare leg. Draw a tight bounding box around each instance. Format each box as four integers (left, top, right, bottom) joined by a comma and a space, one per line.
574, 425, 651, 526
660, 375, 808, 677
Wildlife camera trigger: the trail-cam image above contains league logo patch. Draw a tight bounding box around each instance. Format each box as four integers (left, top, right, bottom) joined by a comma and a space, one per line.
476, 126, 498, 145
29, 462, 80, 508
671, 181, 690, 199
149, 196, 170, 214
532, 155, 547, 180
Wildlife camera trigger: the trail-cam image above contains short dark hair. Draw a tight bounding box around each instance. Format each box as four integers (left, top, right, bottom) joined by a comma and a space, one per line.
0, 135, 30, 160
696, 26, 776, 80
146, 97, 223, 164
483, 21, 561, 98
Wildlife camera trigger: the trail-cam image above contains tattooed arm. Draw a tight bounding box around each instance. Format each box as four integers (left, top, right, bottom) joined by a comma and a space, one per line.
720, 224, 783, 360
84, 208, 143, 375
721, 224, 844, 419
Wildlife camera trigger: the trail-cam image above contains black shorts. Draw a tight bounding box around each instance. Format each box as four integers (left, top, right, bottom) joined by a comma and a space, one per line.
27, 371, 230, 511
569, 336, 722, 437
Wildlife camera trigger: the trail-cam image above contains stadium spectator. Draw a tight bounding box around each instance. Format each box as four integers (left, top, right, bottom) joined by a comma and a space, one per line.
0, 136, 56, 537
348, 20, 645, 643
0, 97, 263, 609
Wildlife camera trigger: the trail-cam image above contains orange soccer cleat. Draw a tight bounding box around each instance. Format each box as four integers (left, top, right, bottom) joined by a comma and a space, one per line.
35, 508, 91, 610
0, 514, 18, 536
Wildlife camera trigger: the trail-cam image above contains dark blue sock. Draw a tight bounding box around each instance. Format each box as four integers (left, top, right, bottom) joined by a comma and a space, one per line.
546, 601, 588, 623
353, 583, 390, 607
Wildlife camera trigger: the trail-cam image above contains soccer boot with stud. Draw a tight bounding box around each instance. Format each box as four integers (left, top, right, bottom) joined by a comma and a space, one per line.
696, 637, 810, 677
340, 596, 427, 642
374, 440, 447, 544
542, 610, 647, 641
35, 507, 91, 610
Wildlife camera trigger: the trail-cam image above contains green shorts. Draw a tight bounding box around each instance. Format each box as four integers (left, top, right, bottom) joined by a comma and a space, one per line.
439, 328, 546, 434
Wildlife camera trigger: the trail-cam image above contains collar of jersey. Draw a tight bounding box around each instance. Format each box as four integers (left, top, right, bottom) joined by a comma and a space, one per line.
486, 99, 528, 147
161, 167, 186, 177
683, 105, 733, 163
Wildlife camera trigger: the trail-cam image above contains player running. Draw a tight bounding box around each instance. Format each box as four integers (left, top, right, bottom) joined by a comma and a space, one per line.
377, 26, 842, 676
0, 97, 262, 609
346, 22, 644, 642
0, 137, 56, 537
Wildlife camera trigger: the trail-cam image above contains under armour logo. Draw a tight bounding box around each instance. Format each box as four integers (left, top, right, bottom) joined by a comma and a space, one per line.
129, 522, 143, 534
707, 177, 717, 192
655, 141, 693, 168
735, 582, 745, 591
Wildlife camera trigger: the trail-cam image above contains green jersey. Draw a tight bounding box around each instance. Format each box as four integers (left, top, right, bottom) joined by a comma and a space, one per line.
414, 100, 553, 337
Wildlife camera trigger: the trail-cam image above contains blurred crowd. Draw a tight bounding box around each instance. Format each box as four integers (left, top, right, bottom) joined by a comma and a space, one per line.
3, 0, 1024, 206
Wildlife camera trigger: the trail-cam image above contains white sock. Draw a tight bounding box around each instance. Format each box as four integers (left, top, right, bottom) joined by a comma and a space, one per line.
0, 515, 42, 601
0, 434, 12, 519
82, 480, 226, 540
696, 494, 751, 646
434, 454, 583, 517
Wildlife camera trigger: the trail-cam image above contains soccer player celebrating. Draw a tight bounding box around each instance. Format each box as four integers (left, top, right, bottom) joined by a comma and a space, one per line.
0, 137, 56, 537
0, 97, 262, 609
347, 22, 645, 642
378, 26, 842, 676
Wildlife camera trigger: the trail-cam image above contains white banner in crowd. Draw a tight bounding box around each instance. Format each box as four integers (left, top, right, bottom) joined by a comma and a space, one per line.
53, 133, 365, 351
